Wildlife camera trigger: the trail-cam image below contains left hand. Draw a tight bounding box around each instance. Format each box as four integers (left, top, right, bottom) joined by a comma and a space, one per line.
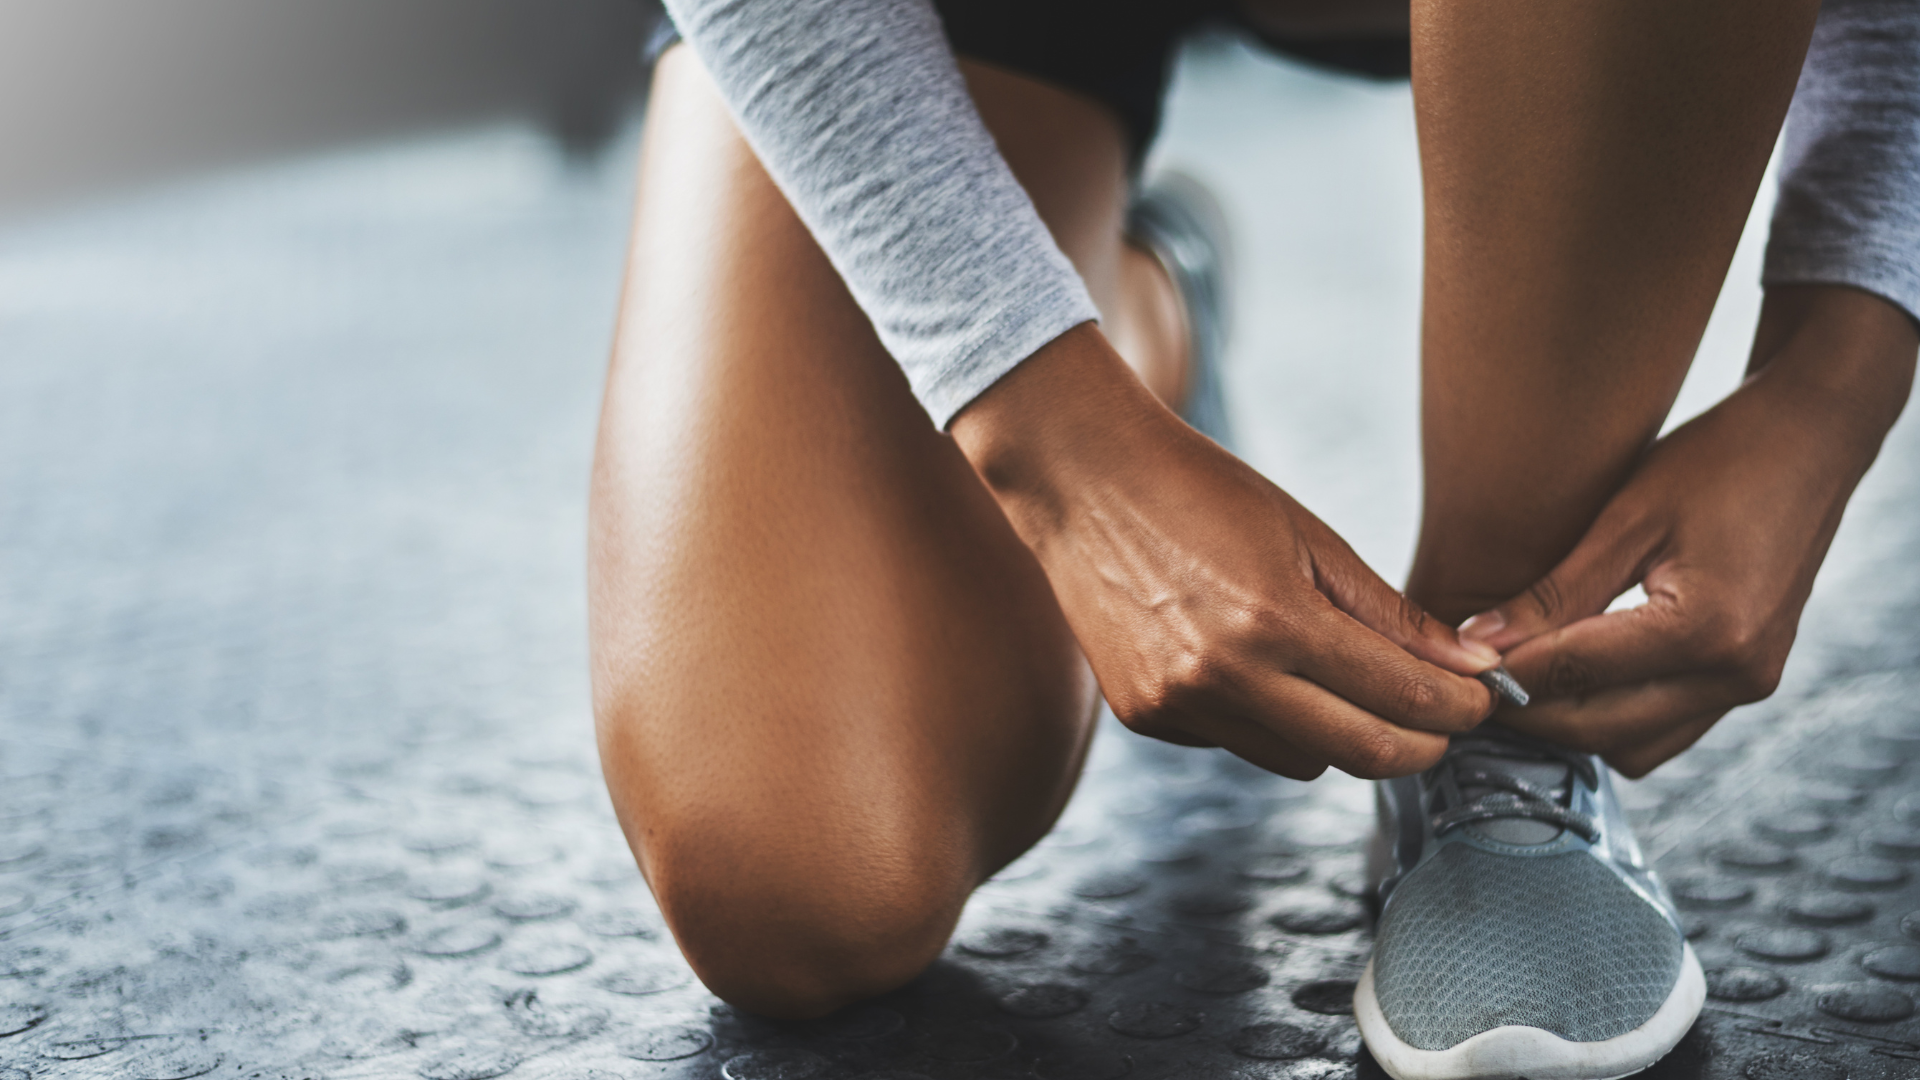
1459, 286, 1918, 777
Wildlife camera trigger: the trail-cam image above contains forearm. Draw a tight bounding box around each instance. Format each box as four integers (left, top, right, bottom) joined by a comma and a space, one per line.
1746, 284, 1920, 465
949, 323, 1187, 546
1763, 0, 1920, 327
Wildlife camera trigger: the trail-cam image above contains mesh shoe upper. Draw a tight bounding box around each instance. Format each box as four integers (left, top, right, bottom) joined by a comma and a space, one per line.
1369, 728, 1689, 1052
1372, 843, 1684, 1050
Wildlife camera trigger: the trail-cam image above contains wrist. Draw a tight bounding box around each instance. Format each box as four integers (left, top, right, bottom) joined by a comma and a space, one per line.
1748, 285, 1920, 451
949, 323, 1175, 540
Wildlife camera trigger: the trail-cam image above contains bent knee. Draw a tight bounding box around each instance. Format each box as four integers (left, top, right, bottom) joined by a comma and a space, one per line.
645, 829, 968, 1018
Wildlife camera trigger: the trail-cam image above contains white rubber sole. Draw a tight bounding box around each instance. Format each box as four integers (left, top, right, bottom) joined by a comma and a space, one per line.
1354, 943, 1705, 1080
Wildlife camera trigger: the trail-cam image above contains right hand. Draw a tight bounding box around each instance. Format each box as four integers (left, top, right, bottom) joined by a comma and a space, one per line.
952, 324, 1499, 780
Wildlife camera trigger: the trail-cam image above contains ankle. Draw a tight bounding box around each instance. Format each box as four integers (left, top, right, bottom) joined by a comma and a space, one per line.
1405, 560, 1543, 629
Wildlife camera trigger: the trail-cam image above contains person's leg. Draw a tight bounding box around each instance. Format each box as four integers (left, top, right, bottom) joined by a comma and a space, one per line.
1403, 0, 1821, 624
589, 47, 1180, 1020
1359, 20, 1825, 1076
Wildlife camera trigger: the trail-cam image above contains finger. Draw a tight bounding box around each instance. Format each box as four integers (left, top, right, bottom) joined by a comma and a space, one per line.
1220, 666, 1455, 779
1499, 600, 1703, 701
1287, 602, 1495, 734
1170, 709, 1329, 781
1606, 712, 1725, 779
1301, 514, 1504, 676
1459, 509, 1662, 653
1495, 671, 1735, 755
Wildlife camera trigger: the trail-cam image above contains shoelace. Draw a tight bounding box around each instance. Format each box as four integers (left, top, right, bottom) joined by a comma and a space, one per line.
1429, 736, 1602, 843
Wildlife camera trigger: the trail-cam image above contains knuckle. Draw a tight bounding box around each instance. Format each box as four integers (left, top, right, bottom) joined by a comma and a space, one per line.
1388, 670, 1446, 722
1526, 575, 1568, 623
1693, 609, 1761, 666
1162, 651, 1213, 700
1724, 616, 1769, 657
1396, 593, 1433, 636
1115, 707, 1182, 744
1124, 652, 1218, 727
1116, 694, 1170, 736
1238, 603, 1304, 655
1111, 686, 1167, 734
1690, 611, 1782, 701
1729, 652, 1786, 702
1111, 704, 1155, 736
1541, 650, 1605, 701
1344, 727, 1412, 780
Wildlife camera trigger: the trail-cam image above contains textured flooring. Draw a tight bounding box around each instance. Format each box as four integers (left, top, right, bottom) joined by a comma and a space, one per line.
4, 36, 1920, 1080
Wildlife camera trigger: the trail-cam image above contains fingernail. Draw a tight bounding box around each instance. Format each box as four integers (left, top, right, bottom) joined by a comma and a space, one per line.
1459, 609, 1505, 642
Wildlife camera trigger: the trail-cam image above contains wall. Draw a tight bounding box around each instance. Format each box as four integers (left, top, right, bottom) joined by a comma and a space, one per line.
0, 0, 658, 216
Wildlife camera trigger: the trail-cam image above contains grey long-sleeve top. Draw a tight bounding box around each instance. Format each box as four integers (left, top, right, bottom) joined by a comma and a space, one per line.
1766, 0, 1920, 325
663, 0, 1919, 429
661, 0, 1098, 428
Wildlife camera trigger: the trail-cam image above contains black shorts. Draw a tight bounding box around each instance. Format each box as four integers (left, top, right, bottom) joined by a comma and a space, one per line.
649, 1, 1410, 162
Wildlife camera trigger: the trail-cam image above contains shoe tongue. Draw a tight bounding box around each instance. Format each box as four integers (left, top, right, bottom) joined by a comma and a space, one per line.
1455, 752, 1572, 845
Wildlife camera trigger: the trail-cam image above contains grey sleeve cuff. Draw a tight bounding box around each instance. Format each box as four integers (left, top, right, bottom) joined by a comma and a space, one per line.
914, 300, 1097, 431
1762, 0, 1920, 325
1762, 248, 1920, 327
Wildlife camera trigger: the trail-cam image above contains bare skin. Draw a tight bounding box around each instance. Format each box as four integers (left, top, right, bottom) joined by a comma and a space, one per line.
951, 325, 1500, 782
1406, 0, 1824, 624
593, 41, 1490, 1018
591, 0, 1903, 1019
1465, 287, 1918, 776
592, 51, 1169, 1019
1397, 0, 1918, 774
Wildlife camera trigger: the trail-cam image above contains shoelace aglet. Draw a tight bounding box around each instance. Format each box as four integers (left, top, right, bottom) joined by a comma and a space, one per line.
1478, 664, 1531, 708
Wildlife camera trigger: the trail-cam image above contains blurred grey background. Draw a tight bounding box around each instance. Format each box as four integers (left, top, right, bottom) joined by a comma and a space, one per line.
0, 0, 661, 217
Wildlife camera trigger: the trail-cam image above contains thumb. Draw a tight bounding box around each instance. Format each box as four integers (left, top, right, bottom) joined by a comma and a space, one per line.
1459, 511, 1658, 653
1307, 522, 1502, 677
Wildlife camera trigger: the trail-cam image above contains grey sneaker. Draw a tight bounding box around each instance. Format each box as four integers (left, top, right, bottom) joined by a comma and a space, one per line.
1357, 727, 1704, 1080
1124, 172, 1234, 450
